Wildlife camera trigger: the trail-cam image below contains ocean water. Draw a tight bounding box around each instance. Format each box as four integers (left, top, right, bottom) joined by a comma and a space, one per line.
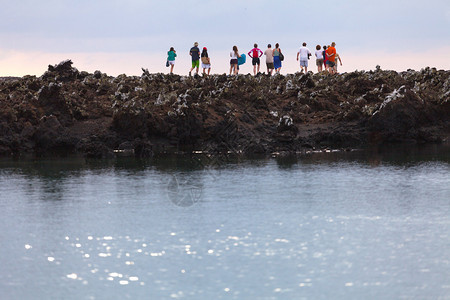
0, 146, 449, 299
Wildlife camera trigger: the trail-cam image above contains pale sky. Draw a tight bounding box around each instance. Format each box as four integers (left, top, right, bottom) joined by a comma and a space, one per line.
1, 0, 449, 76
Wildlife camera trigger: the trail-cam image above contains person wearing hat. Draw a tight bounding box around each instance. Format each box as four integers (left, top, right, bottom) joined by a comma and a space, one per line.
189, 42, 201, 76
201, 47, 211, 76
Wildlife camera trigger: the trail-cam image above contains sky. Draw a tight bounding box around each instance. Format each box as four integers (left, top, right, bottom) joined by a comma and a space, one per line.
1, 0, 449, 76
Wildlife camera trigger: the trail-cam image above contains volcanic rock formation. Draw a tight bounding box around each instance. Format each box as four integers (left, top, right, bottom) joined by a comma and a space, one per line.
0, 60, 448, 157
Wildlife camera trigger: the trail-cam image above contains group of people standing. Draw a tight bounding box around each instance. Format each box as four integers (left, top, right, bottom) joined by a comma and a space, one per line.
314, 42, 342, 74
166, 41, 342, 76
166, 42, 212, 76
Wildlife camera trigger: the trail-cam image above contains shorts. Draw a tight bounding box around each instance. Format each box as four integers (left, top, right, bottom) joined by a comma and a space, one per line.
168, 60, 175, 66
192, 60, 199, 68
230, 59, 238, 65
326, 61, 335, 68
252, 57, 260, 66
201, 63, 211, 69
300, 59, 308, 67
316, 59, 323, 66
266, 62, 274, 69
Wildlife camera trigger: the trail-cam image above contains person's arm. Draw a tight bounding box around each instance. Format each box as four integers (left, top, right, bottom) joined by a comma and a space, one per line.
248, 50, 252, 58
189, 50, 192, 57
296, 51, 299, 61
258, 49, 263, 57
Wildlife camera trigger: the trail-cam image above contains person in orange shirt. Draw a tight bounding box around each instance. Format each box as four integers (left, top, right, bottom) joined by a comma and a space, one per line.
326, 42, 337, 74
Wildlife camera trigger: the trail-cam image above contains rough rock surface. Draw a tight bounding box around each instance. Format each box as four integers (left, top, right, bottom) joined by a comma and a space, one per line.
0, 60, 448, 157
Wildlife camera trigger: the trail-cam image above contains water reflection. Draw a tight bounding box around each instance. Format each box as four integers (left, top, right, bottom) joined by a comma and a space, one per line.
1, 144, 447, 178
298, 144, 450, 166
0, 146, 449, 299
0, 144, 448, 211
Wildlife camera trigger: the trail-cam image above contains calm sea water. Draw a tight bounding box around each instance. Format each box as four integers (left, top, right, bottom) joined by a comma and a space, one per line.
0, 146, 449, 300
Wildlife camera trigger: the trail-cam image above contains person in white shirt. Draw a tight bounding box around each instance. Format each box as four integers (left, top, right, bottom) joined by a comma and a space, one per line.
230, 46, 239, 75
314, 45, 324, 73
296, 42, 311, 73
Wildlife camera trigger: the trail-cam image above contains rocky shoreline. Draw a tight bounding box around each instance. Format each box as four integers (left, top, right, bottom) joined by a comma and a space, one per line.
0, 60, 448, 158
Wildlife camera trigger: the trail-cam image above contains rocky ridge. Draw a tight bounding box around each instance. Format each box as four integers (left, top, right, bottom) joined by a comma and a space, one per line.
0, 60, 448, 157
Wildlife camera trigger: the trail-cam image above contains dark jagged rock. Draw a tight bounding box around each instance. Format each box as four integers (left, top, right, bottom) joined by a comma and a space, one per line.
42, 59, 82, 82
0, 61, 448, 157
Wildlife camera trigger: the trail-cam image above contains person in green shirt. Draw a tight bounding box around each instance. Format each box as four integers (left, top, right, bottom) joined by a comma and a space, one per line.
167, 47, 177, 74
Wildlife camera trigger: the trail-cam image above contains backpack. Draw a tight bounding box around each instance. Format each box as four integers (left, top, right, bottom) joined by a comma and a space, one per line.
279, 49, 284, 61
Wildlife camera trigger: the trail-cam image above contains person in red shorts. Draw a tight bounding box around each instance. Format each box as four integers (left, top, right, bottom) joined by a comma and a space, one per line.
326, 42, 337, 74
